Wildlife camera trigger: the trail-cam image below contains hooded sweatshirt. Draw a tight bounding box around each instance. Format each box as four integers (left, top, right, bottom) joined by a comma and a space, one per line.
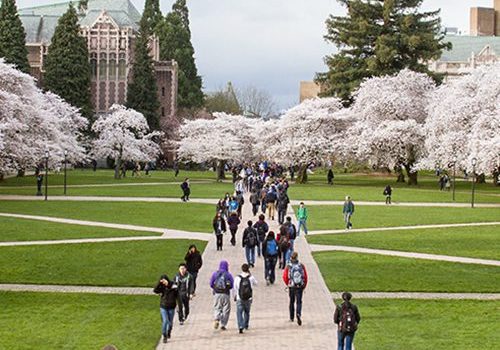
210, 260, 234, 294
153, 275, 179, 309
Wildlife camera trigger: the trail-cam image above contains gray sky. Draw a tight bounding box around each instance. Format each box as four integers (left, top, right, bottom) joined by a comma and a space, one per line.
17, 0, 494, 109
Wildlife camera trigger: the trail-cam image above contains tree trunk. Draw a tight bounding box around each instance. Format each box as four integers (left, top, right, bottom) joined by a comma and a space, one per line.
17, 169, 25, 177
0, 172, 4, 182
296, 164, 308, 184
476, 173, 486, 184
114, 158, 122, 179
396, 173, 406, 183
403, 163, 418, 185
215, 160, 226, 182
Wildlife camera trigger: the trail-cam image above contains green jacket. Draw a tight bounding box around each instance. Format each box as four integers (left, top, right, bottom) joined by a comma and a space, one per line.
297, 207, 308, 220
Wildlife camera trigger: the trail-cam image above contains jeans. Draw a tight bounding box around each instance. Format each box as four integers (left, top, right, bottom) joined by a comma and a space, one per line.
279, 249, 288, 269
256, 237, 263, 257
278, 209, 286, 224
190, 271, 198, 293
177, 294, 190, 322
344, 213, 352, 229
252, 204, 259, 216
245, 246, 256, 265
265, 255, 278, 283
213, 293, 231, 327
261, 202, 267, 213
236, 299, 252, 330
298, 219, 308, 235
289, 287, 303, 320
337, 331, 355, 350
160, 307, 175, 336
285, 239, 294, 263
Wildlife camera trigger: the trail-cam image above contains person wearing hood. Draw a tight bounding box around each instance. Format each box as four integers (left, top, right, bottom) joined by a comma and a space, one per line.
210, 260, 234, 330
233, 263, 258, 334
153, 274, 179, 343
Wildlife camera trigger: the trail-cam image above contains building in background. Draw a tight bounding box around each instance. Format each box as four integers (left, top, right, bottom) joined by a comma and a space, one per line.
19, 0, 177, 118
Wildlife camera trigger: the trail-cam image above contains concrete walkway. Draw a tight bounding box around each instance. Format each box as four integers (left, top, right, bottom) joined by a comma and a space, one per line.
331, 292, 500, 300
308, 221, 500, 235
155, 195, 339, 349
309, 244, 500, 266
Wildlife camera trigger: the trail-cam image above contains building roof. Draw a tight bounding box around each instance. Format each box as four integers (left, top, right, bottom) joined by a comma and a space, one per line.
19, 0, 141, 44
440, 35, 500, 62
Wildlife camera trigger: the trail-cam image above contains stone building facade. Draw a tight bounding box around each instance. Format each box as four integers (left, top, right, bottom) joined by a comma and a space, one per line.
19, 0, 177, 118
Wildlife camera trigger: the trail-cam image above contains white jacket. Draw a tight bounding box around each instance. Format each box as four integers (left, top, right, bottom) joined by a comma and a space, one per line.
233, 272, 258, 301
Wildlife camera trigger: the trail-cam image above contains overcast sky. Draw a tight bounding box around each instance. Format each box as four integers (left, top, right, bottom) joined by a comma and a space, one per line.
17, 0, 494, 109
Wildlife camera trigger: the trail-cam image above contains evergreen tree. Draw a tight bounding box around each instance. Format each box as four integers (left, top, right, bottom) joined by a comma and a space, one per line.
44, 4, 92, 119
0, 0, 30, 73
316, 0, 450, 105
140, 0, 162, 34
205, 82, 242, 115
158, 0, 203, 109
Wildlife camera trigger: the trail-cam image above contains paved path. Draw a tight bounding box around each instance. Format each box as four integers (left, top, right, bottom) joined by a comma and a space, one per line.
331, 292, 500, 300
156, 195, 339, 349
309, 244, 500, 266
308, 221, 500, 235
290, 200, 500, 208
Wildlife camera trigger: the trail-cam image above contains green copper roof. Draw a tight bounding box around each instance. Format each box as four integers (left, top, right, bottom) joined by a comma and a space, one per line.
441, 35, 500, 62
19, 0, 141, 44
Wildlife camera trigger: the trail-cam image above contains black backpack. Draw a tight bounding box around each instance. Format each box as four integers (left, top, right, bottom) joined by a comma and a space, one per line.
339, 303, 358, 333
245, 228, 258, 248
239, 275, 253, 301
255, 222, 268, 240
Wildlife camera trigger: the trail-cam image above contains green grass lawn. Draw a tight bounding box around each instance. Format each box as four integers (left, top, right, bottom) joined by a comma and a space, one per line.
0, 200, 215, 232
0, 216, 163, 242
307, 225, 500, 260
0, 239, 206, 287
314, 251, 500, 293
0, 291, 159, 350
302, 205, 500, 231
349, 299, 500, 350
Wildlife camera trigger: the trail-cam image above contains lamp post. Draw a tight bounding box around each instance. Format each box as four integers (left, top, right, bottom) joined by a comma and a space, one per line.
471, 157, 477, 208
64, 150, 68, 196
44, 150, 49, 201
452, 155, 457, 201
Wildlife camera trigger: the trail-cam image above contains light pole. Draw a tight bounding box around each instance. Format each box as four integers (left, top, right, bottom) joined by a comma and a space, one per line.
44, 150, 49, 201
63, 150, 68, 196
471, 157, 477, 208
452, 155, 457, 201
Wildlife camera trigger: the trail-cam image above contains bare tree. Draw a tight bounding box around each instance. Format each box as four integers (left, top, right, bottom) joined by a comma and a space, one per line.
236, 85, 277, 119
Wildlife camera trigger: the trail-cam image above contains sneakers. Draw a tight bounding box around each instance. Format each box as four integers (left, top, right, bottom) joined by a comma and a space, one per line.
214, 320, 219, 329
179, 320, 184, 325
221, 326, 227, 331
297, 315, 302, 326
167, 330, 171, 339
239, 328, 243, 334
162, 334, 167, 343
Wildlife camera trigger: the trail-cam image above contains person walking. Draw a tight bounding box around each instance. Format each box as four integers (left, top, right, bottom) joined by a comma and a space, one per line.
277, 190, 290, 225
383, 185, 392, 204
236, 190, 245, 219
213, 212, 227, 251
277, 226, 290, 269
249, 190, 260, 216
242, 220, 258, 268
210, 260, 234, 330
228, 196, 239, 214
334, 292, 361, 350
297, 202, 309, 236
174, 263, 194, 325
343, 196, 355, 230
253, 214, 269, 257
283, 216, 297, 262
184, 245, 203, 295
180, 178, 190, 202
227, 212, 241, 247
327, 169, 334, 185
153, 274, 179, 343
262, 231, 279, 285
234, 263, 258, 333
283, 252, 308, 326
265, 187, 277, 220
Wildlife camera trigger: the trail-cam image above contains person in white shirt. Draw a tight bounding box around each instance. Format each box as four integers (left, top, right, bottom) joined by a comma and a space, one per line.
233, 263, 258, 334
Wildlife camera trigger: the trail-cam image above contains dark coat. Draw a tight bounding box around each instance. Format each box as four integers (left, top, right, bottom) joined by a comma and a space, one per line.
213, 218, 227, 235
185, 251, 203, 273
153, 277, 179, 309
334, 302, 361, 334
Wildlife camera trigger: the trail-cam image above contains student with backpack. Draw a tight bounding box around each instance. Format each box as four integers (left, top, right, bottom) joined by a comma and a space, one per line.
265, 187, 277, 220
233, 263, 258, 333
173, 263, 194, 325
334, 292, 361, 350
249, 190, 261, 216
153, 274, 179, 343
180, 178, 190, 202
227, 212, 241, 247
283, 252, 308, 326
277, 190, 290, 225
228, 196, 239, 213
253, 214, 269, 257
236, 190, 245, 219
210, 260, 234, 330
283, 216, 297, 262
262, 231, 279, 285
242, 220, 258, 268
277, 226, 290, 269
213, 212, 227, 251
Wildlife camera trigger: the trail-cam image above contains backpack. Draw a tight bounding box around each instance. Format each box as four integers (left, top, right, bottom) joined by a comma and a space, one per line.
266, 239, 278, 256
287, 224, 297, 240
266, 191, 276, 203
288, 263, 304, 287
238, 275, 253, 301
245, 228, 258, 248
214, 271, 230, 293
279, 235, 290, 251
339, 303, 358, 333
255, 222, 268, 240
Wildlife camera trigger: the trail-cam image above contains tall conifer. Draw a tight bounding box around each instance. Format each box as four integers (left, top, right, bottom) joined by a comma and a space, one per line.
0, 0, 30, 73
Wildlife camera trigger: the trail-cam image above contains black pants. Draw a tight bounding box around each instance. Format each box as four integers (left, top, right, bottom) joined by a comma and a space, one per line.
189, 271, 198, 294
230, 229, 237, 246
181, 190, 190, 201
177, 294, 190, 321
278, 209, 286, 224
289, 287, 303, 320
252, 204, 259, 216
216, 234, 223, 250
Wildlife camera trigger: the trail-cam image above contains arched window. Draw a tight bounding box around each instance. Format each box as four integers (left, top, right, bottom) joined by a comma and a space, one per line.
90, 53, 97, 79
99, 53, 107, 80
118, 53, 126, 79
109, 53, 117, 79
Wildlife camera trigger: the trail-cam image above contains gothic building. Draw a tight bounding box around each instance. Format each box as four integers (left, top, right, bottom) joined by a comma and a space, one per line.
19, 0, 177, 118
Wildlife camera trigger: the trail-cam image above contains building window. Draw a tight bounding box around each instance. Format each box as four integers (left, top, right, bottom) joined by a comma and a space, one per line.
109, 53, 116, 79
90, 37, 97, 49
120, 38, 127, 49
100, 38, 107, 49
161, 107, 165, 117
99, 53, 107, 81
162, 87, 165, 97
118, 53, 126, 79
90, 53, 97, 79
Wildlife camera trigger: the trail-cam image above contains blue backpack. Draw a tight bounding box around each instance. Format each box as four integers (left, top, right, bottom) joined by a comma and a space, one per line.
266, 239, 278, 256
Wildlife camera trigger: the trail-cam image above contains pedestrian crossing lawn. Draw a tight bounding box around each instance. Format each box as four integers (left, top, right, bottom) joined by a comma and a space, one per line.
0, 216, 162, 242
350, 299, 500, 350
302, 205, 500, 231
0, 200, 215, 233
307, 225, 500, 260
0, 291, 159, 350
314, 251, 500, 293
0, 240, 206, 287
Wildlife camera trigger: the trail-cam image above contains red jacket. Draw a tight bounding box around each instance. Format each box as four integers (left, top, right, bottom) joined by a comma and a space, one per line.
283, 262, 308, 288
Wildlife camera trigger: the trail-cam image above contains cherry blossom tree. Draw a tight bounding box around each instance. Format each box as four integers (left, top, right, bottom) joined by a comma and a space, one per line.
421, 65, 500, 182
91, 104, 163, 179
349, 69, 436, 185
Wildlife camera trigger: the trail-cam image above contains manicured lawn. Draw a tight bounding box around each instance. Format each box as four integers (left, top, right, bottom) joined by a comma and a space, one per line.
0, 291, 159, 350
314, 251, 500, 292
350, 299, 500, 350
303, 205, 500, 231
0, 200, 215, 232
0, 239, 206, 287
0, 216, 162, 242
307, 225, 500, 260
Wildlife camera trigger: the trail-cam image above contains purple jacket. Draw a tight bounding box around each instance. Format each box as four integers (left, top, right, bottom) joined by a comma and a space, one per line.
209, 260, 234, 293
